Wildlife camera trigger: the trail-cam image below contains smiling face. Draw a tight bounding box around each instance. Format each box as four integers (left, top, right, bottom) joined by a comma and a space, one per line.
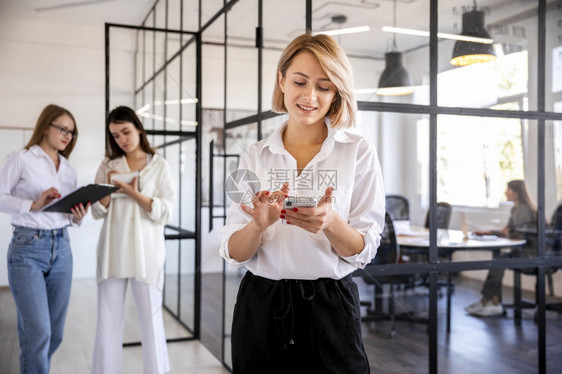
278, 51, 337, 128
42, 114, 75, 153
108, 121, 141, 155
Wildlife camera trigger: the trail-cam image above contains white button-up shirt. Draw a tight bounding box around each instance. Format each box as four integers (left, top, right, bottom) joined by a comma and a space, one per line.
0, 145, 77, 229
219, 121, 385, 280
91, 154, 175, 290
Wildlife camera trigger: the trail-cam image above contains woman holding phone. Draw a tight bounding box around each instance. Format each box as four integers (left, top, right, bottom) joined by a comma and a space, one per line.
220, 33, 385, 373
0, 104, 89, 373
90, 106, 174, 374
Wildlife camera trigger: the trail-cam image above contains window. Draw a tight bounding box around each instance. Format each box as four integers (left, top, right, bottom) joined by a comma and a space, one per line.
422, 51, 529, 207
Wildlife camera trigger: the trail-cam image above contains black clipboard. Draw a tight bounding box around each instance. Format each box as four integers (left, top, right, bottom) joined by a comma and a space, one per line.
43, 184, 119, 213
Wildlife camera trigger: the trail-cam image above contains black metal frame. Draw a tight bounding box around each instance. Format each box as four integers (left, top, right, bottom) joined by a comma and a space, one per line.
104, 5, 201, 346
102, 0, 562, 371
212, 0, 562, 373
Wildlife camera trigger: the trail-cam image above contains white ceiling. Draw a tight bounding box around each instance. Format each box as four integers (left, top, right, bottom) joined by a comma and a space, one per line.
0, 0, 154, 26
0, 0, 549, 58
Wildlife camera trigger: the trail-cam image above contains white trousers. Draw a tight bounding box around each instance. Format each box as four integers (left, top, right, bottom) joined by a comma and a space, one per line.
91, 278, 170, 374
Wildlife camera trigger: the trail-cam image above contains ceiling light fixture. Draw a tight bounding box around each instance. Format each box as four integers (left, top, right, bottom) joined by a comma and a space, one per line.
137, 112, 198, 127
450, 2, 497, 66
315, 15, 370, 37
316, 25, 370, 36
137, 98, 198, 113
381, 26, 494, 44
377, 0, 414, 96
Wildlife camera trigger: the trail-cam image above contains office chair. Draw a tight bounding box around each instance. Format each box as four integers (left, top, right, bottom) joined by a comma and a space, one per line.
385, 195, 410, 221
505, 204, 562, 323
421, 202, 453, 296
424, 201, 452, 229
358, 213, 424, 338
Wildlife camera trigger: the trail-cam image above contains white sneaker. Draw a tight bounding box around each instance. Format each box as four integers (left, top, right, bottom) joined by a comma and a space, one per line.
473, 303, 503, 317
464, 300, 484, 314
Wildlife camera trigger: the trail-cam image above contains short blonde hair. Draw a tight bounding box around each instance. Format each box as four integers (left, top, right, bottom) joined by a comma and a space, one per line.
272, 33, 357, 129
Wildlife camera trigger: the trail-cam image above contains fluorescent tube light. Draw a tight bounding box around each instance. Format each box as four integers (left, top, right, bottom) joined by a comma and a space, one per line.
382, 26, 494, 44
316, 26, 370, 36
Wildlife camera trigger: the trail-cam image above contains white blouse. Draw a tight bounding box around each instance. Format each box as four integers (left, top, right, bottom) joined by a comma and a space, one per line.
219, 121, 385, 280
0, 145, 77, 229
91, 153, 175, 290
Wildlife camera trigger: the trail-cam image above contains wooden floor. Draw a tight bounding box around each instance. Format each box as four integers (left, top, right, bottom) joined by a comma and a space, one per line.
357, 276, 562, 374
200, 272, 562, 374
2, 273, 561, 373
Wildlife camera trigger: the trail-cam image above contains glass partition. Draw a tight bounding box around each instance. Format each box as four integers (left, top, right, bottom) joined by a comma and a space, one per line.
226, 0, 258, 118
358, 271, 430, 373
262, 0, 306, 111
320, 0, 431, 105
109, 15, 200, 346
165, 57, 182, 133
201, 1, 562, 371
221, 123, 259, 370
261, 114, 287, 139
437, 115, 539, 262
108, 27, 138, 109
546, 183, 562, 372
163, 237, 180, 317
201, 0, 226, 27
181, 0, 200, 32
547, 1, 562, 113
179, 239, 196, 330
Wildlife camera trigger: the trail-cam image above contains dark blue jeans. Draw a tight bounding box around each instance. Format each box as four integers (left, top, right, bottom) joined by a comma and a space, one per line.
231, 271, 370, 374
7, 226, 73, 374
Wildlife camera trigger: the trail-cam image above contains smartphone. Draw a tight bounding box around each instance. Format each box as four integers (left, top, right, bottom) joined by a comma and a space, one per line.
282, 196, 318, 224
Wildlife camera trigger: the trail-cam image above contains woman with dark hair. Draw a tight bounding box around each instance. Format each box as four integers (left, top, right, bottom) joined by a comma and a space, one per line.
0, 104, 89, 373
465, 179, 537, 317
91, 106, 175, 374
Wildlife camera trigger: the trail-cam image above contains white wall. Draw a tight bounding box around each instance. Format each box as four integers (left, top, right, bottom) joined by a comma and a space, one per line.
0, 16, 255, 283
0, 17, 108, 286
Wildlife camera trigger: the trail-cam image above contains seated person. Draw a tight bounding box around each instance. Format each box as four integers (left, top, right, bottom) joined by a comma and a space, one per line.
465, 180, 537, 317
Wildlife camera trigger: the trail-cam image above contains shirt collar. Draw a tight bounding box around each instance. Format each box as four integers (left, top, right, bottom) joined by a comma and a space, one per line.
261, 117, 354, 156
30, 144, 69, 166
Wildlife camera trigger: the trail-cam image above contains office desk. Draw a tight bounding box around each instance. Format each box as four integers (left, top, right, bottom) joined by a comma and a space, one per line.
397, 228, 526, 332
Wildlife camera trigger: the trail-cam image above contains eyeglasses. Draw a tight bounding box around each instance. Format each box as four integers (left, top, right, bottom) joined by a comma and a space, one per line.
50, 124, 75, 138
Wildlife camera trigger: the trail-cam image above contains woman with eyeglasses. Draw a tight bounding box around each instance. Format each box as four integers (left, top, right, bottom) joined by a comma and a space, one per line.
0, 104, 89, 373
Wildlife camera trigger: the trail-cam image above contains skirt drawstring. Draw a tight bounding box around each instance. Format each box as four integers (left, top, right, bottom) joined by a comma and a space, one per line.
274, 280, 317, 349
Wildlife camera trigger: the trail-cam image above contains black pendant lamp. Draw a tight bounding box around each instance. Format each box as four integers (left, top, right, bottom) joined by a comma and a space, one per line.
450, 8, 497, 66
377, 0, 414, 96
377, 52, 413, 95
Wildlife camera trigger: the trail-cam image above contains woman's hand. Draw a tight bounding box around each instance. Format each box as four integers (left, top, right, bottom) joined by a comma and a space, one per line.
280, 187, 335, 233
112, 176, 139, 197
30, 187, 61, 211
70, 202, 91, 223
240, 182, 289, 231
227, 182, 290, 263
111, 176, 153, 212
99, 170, 119, 208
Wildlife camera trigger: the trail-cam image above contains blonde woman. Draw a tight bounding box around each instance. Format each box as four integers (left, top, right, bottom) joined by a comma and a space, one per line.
220, 33, 385, 373
0, 104, 89, 373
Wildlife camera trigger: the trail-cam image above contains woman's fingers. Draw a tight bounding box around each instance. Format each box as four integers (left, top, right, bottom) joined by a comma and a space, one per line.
107, 170, 118, 183
240, 204, 255, 216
